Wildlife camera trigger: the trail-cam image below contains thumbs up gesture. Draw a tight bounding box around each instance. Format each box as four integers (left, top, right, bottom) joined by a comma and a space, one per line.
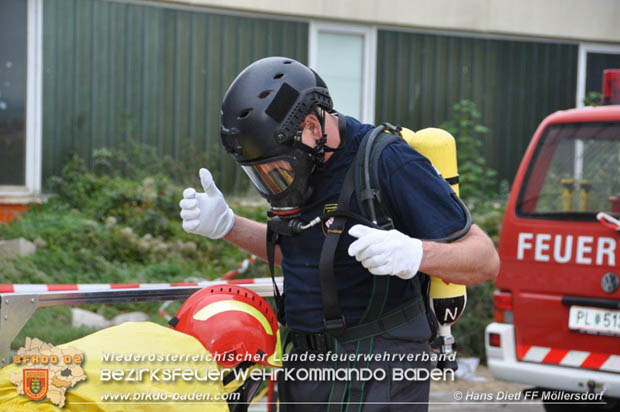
179, 168, 235, 239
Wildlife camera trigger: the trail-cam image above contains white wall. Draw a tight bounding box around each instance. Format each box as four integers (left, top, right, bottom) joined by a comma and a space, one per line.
164, 0, 620, 43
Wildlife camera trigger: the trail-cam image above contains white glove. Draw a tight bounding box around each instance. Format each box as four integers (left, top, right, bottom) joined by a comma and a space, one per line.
347, 224, 423, 280
179, 168, 235, 239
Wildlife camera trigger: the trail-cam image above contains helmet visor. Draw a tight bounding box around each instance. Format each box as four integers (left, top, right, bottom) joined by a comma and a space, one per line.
241, 158, 296, 196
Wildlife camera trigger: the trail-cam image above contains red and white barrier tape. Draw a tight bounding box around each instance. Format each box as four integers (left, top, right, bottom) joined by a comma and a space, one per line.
517, 344, 620, 373
156, 255, 258, 320
221, 255, 257, 280
0, 276, 280, 294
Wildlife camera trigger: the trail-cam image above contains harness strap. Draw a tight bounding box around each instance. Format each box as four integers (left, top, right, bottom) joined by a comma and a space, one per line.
318, 130, 402, 335
339, 296, 425, 343
354, 129, 401, 227
288, 293, 426, 411
318, 165, 358, 335
320, 210, 378, 229
367, 132, 401, 224
266, 226, 286, 325
288, 295, 426, 351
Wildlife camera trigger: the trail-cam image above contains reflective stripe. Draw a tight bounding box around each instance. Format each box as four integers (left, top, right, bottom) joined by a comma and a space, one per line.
559, 350, 590, 367
522, 346, 550, 362
12, 284, 47, 292
541, 348, 569, 364
519, 345, 620, 372
138, 283, 170, 289
601, 355, 620, 372
192, 300, 273, 336
581, 352, 610, 369
266, 329, 283, 367
77, 284, 110, 291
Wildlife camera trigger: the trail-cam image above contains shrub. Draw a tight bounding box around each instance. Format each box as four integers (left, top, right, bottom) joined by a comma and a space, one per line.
583, 91, 602, 107
0, 151, 269, 347
439, 100, 506, 361
440, 100, 501, 206
439, 100, 507, 243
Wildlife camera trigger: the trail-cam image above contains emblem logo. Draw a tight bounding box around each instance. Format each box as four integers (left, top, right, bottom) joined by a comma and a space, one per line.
23, 369, 48, 401
601, 272, 619, 294
322, 203, 338, 235
11, 338, 86, 407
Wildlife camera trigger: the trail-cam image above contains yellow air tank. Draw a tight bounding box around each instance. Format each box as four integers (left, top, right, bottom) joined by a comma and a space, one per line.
561, 178, 575, 212
401, 127, 467, 371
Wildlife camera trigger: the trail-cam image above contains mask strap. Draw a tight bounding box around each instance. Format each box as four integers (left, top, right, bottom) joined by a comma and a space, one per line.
331, 111, 347, 150
314, 108, 328, 160
316, 109, 346, 155
291, 108, 345, 164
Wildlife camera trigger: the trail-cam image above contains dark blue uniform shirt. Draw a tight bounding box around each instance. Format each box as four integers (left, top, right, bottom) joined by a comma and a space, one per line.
279, 116, 466, 335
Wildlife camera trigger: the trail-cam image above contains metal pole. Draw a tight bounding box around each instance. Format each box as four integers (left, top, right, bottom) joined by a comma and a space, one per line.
0, 280, 281, 367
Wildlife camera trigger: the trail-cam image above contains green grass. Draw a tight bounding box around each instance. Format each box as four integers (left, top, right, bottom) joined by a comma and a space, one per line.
0, 186, 270, 348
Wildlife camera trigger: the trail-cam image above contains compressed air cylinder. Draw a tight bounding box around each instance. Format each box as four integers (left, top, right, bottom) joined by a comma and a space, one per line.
579, 179, 591, 212
401, 127, 467, 369
561, 178, 575, 212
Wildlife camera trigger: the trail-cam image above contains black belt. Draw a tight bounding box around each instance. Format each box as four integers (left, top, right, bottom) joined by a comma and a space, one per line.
289, 297, 426, 353
289, 330, 335, 353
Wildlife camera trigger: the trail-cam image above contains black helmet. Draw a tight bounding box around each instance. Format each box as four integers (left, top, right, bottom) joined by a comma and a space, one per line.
220, 57, 334, 214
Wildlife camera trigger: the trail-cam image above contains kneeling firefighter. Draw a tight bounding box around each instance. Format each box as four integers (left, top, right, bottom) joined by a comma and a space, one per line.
179, 57, 499, 411
171, 285, 282, 412
0, 285, 279, 412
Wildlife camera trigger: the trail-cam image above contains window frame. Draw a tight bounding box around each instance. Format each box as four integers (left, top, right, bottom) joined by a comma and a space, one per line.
308, 21, 377, 124
0, 0, 43, 199
576, 42, 620, 108
515, 121, 620, 221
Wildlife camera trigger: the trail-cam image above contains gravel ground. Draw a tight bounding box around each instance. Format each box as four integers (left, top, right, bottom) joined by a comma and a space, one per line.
429, 365, 544, 412
249, 365, 546, 412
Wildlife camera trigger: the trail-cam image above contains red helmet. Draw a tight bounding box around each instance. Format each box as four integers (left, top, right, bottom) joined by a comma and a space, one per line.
170, 285, 281, 368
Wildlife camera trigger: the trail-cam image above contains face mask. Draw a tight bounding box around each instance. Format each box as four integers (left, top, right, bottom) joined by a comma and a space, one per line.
239, 147, 316, 217
242, 112, 347, 224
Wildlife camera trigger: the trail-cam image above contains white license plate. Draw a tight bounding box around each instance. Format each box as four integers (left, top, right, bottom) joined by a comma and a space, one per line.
568, 305, 620, 336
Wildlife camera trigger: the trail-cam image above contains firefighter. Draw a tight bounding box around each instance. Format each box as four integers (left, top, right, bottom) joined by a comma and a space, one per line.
0, 285, 279, 412
179, 57, 499, 411
171, 285, 282, 412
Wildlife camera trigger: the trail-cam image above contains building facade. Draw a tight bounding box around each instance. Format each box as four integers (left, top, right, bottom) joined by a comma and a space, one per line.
1, 0, 619, 218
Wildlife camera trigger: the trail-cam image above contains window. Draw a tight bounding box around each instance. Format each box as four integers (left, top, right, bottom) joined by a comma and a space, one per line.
577, 43, 620, 107
517, 122, 620, 219
309, 22, 376, 123
0, 0, 42, 196
0, 0, 27, 186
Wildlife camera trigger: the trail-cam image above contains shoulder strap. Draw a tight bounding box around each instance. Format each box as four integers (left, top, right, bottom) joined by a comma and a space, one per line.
316, 123, 438, 337
354, 125, 402, 229
352, 124, 440, 343
315, 124, 403, 334
317, 165, 357, 335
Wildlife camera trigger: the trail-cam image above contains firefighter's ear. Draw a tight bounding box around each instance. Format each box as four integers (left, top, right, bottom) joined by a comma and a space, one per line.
301, 113, 322, 142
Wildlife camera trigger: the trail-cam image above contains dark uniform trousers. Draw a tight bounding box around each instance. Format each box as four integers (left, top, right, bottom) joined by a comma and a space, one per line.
279, 333, 430, 412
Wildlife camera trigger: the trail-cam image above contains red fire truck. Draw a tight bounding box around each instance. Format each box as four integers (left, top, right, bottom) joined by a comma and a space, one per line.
485, 70, 620, 411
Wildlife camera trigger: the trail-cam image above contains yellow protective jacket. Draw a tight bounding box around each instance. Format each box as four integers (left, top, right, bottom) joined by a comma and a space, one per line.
0, 322, 233, 412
